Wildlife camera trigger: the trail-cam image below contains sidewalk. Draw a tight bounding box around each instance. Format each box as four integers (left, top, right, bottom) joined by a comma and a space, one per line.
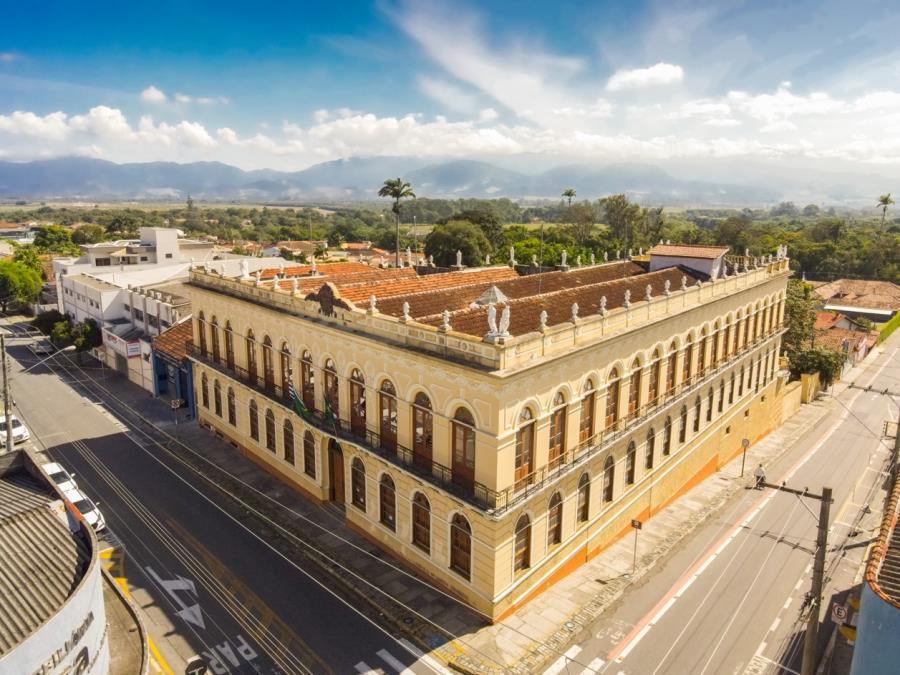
60, 347, 885, 674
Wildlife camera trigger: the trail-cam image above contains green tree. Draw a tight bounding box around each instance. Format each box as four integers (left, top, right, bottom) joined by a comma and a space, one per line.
33, 225, 77, 254
12, 244, 43, 276
565, 202, 596, 244
33, 309, 66, 335
788, 347, 846, 388
877, 193, 894, 229
424, 220, 490, 267
378, 177, 416, 266
441, 207, 505, 251
51, 318, 101, 363
562, 188, 576, 206
598, 194, 641, 249
71, 223, 106, 245
782, 279, 817, 358
0, 260, 42, 312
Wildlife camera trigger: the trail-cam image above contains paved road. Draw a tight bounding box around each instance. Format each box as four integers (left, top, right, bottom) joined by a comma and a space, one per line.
2, 328, 444, 675
545, 337, 899, 675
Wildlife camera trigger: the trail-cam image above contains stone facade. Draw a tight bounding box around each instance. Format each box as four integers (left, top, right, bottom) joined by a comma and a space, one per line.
186, 253, 791, 620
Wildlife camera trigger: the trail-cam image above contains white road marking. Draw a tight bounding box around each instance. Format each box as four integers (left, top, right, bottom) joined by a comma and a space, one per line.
769, 616, 781, 633
355, 662, 378, 674
783, 597, 792, 609
617, 624, 651, 661
757, 654, 801, 675
582, 656, 605, 673
544, 645, 582, 675
398, 639, 452, 675
377, 648, 413, 674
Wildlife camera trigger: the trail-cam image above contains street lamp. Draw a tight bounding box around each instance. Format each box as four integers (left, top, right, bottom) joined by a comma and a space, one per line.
2, 335, 76, 451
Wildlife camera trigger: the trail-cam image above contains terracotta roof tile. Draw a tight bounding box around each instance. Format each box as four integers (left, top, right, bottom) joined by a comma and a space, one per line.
813, 279, 900, 311
152, 320, 193, 361
814, 311, 842, 330
258, 261, 372, 279
338, 267, 518, 304
649, 244, 730, 259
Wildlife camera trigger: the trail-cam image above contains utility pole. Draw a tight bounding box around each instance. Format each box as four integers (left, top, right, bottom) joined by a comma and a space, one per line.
2, 335, 11, 453
761, 480, 832, 675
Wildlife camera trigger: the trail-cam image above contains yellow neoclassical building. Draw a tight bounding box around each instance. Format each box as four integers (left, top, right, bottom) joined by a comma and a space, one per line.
186, 245, 791, 620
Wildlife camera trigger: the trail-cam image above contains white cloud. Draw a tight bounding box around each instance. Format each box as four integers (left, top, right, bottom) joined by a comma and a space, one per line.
70, 106, 134, 138
0, 110, 70, 139
479, 107, 499, 122
727, 86, 844, 123
175, 93, 192, 104
140, 85, 167, 103
312, 109, 330, 123
418, 76, 482, 114
606, 63, 684, 91
175, 92, 229, 105
0, 52, 21, 63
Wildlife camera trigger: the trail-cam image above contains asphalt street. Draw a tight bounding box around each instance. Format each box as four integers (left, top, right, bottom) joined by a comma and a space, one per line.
547, 336, 899, 675
2, 325, 446, 675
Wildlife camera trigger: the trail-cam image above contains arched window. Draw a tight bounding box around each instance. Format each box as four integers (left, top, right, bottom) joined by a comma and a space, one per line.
718, 380, 725, 413
412, 392, 433, 469
301, 350, 315, 410
412, 492, 431, 554
679, 405, 688, 443
548, 392, 567, 470
746, 360, 754, 390
262, 336, 275, 392
663, 416, 672, 455
742, 310, 751, 350
577, 474, 590, 522
197, 312, 207, 357
579, 380, 595, 445
224, 322, 235, 370
249, 400, 259, 441
723, 318, 732, 359
303, 431, 316, 478
280, 342, 291, 399
707, 388, 714, 422
764, 350, 771, 385
379, 474, 396, 531
200, 372, 209, 408
210, 317, 220, 364
625, 441, 636, 485
246, 329, 257, 382
227, 387, 236, 425
729, 372, 736, 404
514, 515, 531, 571
755, 356, 763, 392
547, 493, 563, 547
351, 458, 366, 510
265, 409, 276, 452
379, 380, 397, 452
693, 396, 701, 432
515, 407, 535, 491
628, 359, 641, 418
450, 514, 472, 580
452, 408, 476, 491
323, 359, 338, 416
350, 369, 366, 438
213, 379, 222, 417
698, 329, 707, 374
753, 305, 761, 341
645, 428, 655, 470
605, 369, 620, 430
648, 350, 661, 405
682, 336, 693, 383
711, 323, 719, 365
603, 456, 615, 502
666, 342, 677, 393
739, 365, 745, 396
283, 419, 295, 465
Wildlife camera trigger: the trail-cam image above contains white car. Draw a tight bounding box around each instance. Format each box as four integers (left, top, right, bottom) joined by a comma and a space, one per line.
42, 461, 79, 493
30, 340, 55, 356
63, 488, 106, 533
0, 415, 30, 444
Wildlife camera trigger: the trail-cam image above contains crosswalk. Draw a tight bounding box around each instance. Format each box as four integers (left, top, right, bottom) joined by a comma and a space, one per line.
541, 644, 618, 675
353, 639, 453, 675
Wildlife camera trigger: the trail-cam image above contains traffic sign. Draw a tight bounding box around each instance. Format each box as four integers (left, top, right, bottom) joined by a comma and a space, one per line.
171, 398, 185, 410
631, 519, 642, 530
831, 602, 848, 625
185, 656, 208, 675
741, 438, 750, 449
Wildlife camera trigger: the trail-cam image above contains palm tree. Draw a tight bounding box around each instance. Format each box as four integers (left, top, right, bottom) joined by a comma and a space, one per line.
378, 177, 416, 266
562, 187, 576, 206
877, 193, 894, 229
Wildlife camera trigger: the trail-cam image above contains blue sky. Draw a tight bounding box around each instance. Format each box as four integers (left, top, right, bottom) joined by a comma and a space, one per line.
2, 0, 900, 172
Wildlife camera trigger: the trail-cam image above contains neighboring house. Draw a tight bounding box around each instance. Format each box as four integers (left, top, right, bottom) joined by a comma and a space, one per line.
151, 319, 195, 416
810, 279, 900, 323
813, 311, 877, 370
275, 240, 327, 257
0, 221, 35, 242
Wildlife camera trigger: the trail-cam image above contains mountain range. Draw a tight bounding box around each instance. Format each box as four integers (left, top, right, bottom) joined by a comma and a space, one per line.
0, 155, 881, 205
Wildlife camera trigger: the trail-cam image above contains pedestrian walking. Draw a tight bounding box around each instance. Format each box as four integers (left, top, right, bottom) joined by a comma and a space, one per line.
754, 463, 766, 489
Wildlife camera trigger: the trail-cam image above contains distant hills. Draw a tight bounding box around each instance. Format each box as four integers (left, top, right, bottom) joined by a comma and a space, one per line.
0, 155, 869, 205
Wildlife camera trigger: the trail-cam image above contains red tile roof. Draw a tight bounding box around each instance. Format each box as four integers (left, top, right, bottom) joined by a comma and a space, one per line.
814, 311, 842, 330
813, 279, 900, 312
337, 267, 519, 304
258, 261, 372, 279
649, 244, 730, 259
152, 320, 193, 362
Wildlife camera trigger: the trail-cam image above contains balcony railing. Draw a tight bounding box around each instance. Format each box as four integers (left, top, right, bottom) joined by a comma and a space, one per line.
188, 343, 499, 510
189, 326, 785, 516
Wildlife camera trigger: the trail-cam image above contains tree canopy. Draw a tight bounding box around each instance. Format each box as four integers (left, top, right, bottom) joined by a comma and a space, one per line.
0, 260, 42, 311
424, 220, 491, 267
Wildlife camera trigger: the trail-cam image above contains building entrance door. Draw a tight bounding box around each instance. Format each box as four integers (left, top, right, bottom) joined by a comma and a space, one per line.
328, 439, 344, 503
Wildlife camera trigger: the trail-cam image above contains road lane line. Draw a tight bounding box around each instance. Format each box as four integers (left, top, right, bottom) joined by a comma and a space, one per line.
355, 662, 378, 674
769, 616, 781, 633
617, 624, 651, 660
377, 648, 414, 674
783, 597, 792, 609
543, 645, 583, 675
757, 654, 801, 675
582, 657, 605, 673
398, 639, 453, 675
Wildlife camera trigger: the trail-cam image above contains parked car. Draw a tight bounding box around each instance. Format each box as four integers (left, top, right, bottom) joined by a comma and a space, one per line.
30, 340, 55, 356
63, 488, 106, 533
42, 461, 78, 493
0, 415, 30, 444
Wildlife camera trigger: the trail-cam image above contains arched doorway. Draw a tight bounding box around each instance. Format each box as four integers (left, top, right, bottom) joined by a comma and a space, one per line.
328, 439, 344, 503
